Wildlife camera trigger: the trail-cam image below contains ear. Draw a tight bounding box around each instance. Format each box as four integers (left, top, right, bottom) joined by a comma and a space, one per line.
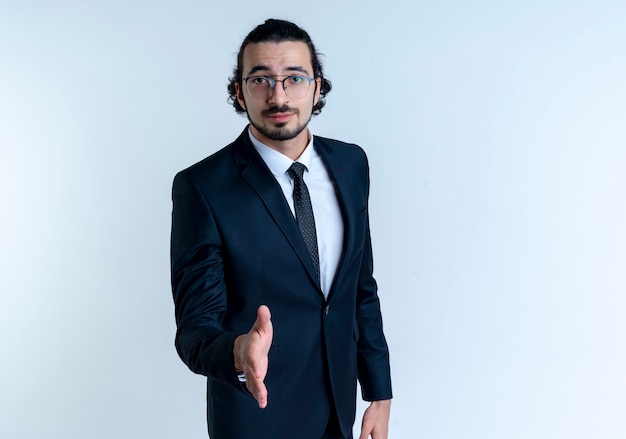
313, 77, 322, 107
235, 82, 246, 110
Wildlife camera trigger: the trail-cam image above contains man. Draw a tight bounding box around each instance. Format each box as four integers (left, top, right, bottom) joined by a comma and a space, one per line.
170, 19, 392, 439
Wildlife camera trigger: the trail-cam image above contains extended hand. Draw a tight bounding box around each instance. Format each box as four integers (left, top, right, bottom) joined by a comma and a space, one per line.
233, 305, 273, 409
359, 399, 391, 439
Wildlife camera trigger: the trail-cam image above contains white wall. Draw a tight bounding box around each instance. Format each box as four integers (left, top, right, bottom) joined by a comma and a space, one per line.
1, 1, 625, 438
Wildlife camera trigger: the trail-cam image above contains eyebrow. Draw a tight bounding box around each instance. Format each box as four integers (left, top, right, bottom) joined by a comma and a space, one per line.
246, 65, 311, 76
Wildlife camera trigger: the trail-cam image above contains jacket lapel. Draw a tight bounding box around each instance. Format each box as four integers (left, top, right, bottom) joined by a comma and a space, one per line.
233, 130, 323, 291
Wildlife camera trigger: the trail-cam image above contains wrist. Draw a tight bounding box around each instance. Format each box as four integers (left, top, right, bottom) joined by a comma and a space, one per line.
371, 399, 391, 409
233, 334, 247, 371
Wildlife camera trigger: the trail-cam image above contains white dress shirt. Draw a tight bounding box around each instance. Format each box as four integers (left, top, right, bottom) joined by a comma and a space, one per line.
248, 129, 344, 297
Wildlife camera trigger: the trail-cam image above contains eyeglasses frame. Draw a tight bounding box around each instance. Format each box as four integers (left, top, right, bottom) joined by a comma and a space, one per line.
242, 75, 315, 98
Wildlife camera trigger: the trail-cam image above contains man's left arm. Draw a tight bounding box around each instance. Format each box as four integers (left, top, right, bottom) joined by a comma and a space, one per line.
355, 153, 393, 438
355, 217, 393, 438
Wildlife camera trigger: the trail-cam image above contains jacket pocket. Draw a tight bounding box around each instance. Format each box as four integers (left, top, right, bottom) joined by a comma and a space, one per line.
353, 322, 360, 341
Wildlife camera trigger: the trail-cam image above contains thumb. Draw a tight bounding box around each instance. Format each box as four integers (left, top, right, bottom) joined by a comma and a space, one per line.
254, 305, 272, 332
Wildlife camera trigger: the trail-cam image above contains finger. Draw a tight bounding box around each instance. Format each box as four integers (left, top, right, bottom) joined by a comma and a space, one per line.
244, 368, 268, 407
254, 379, 268, 409
358, 422, 369, 439
371, 427, 388, 439
358, 430, 369, 439
255, 305, 271, 329
359, 413, 373, 439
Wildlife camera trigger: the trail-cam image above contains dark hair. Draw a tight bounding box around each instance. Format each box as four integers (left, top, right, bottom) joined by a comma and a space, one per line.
227, 19, 332, 115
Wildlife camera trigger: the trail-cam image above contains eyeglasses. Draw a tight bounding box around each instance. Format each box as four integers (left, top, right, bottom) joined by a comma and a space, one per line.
243, 75, 315, 99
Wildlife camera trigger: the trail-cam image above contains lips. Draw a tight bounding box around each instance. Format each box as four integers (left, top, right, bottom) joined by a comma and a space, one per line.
267, 113, 293, 123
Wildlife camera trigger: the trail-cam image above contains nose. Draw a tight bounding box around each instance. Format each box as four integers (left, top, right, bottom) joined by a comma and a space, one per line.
268, 80, 289, 106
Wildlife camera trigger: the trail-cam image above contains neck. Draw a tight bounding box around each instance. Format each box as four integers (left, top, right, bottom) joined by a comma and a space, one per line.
250, 126, 309, 161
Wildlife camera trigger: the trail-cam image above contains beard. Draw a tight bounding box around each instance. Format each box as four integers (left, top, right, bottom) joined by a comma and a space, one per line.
247, 105, 312, 141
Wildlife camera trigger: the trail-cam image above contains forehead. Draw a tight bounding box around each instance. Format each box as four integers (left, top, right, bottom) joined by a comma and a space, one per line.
241, 41, 313, 75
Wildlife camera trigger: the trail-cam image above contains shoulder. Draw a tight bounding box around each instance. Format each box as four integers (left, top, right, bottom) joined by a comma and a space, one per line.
174, 130, 250, 183
313, 135, 366, 154
313, 135, 369, 164
179, 142, 236, 176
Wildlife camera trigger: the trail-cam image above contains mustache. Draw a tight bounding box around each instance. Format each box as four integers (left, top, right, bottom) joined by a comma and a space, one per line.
262, 105, 298, 116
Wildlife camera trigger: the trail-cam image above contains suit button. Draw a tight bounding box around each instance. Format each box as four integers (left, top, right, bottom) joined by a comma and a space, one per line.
324, 305, 330, 315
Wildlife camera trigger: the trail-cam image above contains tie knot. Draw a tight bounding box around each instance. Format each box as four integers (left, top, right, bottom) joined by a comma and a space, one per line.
287, 162, 307, 180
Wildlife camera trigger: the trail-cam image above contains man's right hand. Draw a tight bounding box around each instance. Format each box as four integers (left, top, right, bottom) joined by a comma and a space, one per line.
233, 305, 273, 409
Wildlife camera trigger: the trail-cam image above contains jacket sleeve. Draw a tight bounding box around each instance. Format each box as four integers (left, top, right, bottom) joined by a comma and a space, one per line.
170, 170, 242, 389
355, 154, 393, 402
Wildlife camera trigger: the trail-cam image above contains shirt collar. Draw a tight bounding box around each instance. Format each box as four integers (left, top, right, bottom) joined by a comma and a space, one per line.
248, 127, 315, 177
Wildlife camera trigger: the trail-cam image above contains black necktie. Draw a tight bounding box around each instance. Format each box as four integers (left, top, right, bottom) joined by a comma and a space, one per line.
287, 162, 320, 280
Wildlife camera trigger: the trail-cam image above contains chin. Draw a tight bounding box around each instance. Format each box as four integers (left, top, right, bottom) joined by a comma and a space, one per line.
267, 128, 301, 141
252, 122, 305, 142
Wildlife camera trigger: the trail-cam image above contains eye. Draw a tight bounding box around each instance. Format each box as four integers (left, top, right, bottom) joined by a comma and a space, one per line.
251, 76, 270, 85
288, 75, 306, 85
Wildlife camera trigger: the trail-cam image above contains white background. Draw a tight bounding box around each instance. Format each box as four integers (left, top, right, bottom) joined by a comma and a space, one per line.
1, 1, 625, 438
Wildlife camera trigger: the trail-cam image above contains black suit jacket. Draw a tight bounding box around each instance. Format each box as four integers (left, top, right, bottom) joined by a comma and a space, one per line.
171, 128, 392, 439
